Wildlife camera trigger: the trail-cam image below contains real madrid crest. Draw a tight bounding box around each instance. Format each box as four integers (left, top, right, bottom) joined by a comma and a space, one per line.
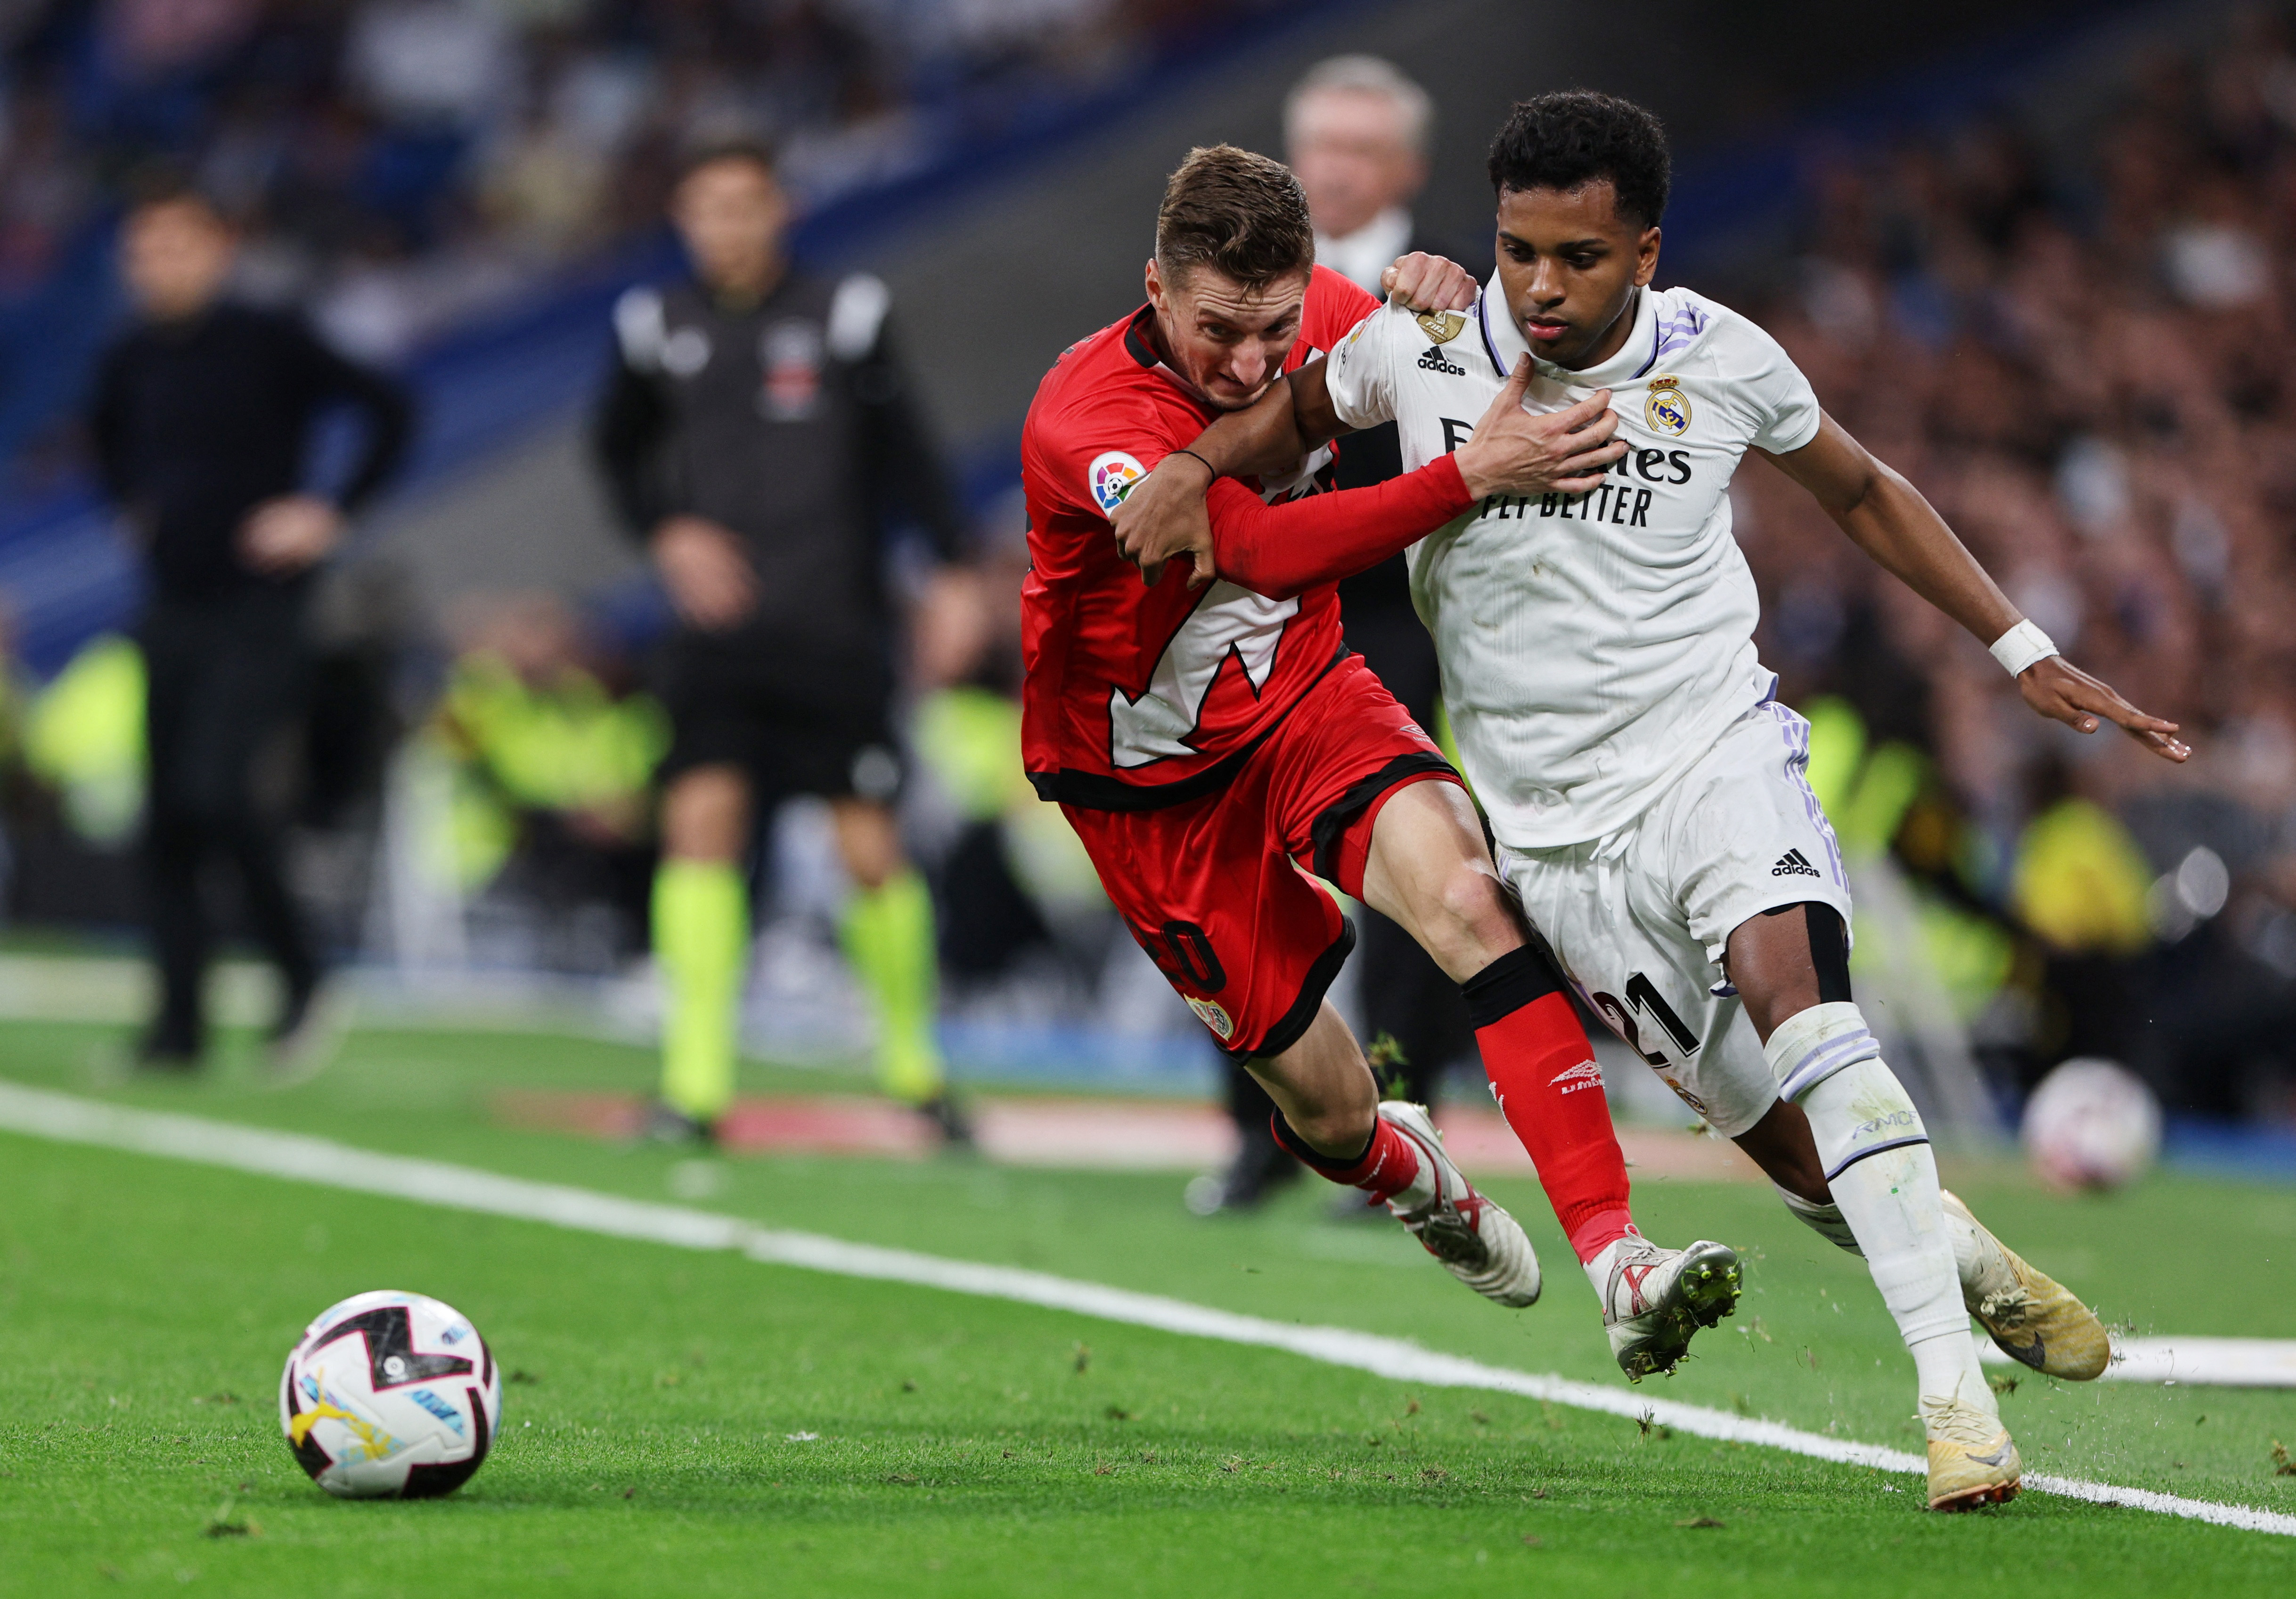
1414, 307, 1467, 344
1644, 374, 1690, 436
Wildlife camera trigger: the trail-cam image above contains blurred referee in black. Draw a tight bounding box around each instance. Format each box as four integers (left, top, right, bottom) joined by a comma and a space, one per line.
594, 141, 972, 1144
1194, 57, 1479, 1214
88, 184, 412, 1071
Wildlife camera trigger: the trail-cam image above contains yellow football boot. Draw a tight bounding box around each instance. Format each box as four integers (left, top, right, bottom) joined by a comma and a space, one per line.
1941, 1189, 2111, 1382
1921, 1396, 2021, 1511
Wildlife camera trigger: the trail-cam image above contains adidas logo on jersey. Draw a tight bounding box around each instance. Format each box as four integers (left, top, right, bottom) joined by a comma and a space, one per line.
1772, 848, 1821, 878
1416, 345, 1467, 376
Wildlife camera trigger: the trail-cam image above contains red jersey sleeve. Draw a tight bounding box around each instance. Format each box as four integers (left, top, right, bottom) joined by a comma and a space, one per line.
1029, 390, 1174, 521
1207, 455, 1471, 599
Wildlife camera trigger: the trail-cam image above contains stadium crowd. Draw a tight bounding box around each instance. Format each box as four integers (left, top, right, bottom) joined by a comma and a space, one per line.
0, 0, 1291, 365
1736, 9, 2296, 1123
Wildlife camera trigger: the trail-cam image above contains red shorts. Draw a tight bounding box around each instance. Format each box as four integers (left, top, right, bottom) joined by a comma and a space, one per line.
1063, 655, 1458, 1058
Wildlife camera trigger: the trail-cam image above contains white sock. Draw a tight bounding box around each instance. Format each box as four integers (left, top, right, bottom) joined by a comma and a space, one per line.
1909, 1328, 1997, 1420
1763, 1005, 1986, 1413
1775, 1184, 1863, 1256
1818, 1096, 1993, 1415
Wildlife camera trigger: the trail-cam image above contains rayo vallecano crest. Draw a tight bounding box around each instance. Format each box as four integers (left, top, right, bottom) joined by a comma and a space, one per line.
1644, 374, 1690, 436
1184, 995, 1234, 1039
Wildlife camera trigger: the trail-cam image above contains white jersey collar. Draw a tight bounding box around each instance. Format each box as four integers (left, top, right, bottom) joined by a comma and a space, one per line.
1475, 276, 1663, 388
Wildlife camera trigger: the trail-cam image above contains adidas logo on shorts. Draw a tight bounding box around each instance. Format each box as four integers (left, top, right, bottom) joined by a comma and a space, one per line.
1416, 345, 1467, 376
1772, 848, 1821, 879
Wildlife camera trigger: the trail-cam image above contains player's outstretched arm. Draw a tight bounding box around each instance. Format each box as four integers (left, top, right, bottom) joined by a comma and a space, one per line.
1115, 353, 1625, 590
1206, 357, 1628, 599
1760, 414, 2190, 763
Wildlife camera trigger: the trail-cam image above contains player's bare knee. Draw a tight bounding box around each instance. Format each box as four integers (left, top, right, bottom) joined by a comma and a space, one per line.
833, 800, 903, 890
663, 765, 749, 863
1421, 862, 1522, 978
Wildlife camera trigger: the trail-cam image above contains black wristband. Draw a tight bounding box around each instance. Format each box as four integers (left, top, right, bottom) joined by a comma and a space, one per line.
1170, 447, 1217, 480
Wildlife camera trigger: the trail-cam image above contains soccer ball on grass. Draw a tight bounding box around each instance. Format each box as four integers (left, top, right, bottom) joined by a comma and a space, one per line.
279, 1289, 502, 1498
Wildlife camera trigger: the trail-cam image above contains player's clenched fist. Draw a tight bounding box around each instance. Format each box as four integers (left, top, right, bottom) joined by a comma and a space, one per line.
1380, 251, 1479, 315
1450, 355, 1627, 500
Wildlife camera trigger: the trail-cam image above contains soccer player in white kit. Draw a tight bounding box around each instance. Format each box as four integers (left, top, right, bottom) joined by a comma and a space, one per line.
1111, 91, 2190, 1512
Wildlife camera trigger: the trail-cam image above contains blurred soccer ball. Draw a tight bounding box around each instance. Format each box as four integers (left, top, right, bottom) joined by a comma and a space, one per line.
280, 1289, 502, 1499
2020, 1057, 2161, 1192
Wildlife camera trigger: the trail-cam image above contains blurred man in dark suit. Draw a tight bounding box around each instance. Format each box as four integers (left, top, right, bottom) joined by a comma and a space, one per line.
89, 186, 412, 1072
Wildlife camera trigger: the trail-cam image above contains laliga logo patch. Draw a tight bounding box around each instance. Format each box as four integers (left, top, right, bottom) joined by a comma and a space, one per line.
1644, 374, 1690, 436
1185, 995, 1234, 1040
1087, 451, 1147, 517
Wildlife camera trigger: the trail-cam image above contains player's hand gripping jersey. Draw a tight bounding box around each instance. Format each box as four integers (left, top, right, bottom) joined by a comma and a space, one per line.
1319, 279, 1822, 849
1021, 266, 1471, 811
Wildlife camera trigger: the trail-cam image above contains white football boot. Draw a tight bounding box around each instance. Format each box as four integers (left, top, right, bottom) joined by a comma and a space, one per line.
1374, 1100, 1541, 1307
1940, 1189, 2110, 1381
1921, 1393, 2021, 1511
1597, 1235, 1744, 1381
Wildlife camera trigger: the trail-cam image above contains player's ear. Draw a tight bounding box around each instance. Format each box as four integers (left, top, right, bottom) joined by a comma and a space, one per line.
1144, 258, 1165, 312
1634, 226, 1661, 288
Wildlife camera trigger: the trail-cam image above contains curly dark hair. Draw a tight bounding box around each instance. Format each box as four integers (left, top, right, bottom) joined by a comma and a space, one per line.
1155, 145, 1316, 289
1486, 91, 1671, 228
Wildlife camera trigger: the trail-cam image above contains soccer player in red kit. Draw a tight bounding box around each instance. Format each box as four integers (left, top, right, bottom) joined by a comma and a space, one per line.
1021, 145, 1740, 1374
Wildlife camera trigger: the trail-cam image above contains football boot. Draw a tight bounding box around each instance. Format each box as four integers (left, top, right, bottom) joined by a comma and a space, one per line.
1598, 1236, 1744, 1380
1941, 1189, 2110, 1381
1921, 1394, 2021, 1511
1375, 1100, 1541, 1308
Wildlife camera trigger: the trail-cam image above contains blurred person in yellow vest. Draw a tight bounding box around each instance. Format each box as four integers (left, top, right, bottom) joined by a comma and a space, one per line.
1800, 696, 2016, 1032
23, 633, 147, 849
2009, 753, 2154, 1078
427, 592, 668, 951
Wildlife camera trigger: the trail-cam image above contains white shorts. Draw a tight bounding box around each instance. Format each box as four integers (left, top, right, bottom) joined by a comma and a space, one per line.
1496, 698, 1853, 1140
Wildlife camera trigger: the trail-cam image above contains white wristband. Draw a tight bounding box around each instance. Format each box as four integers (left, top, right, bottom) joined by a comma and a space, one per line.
1989, 619, 2058, 678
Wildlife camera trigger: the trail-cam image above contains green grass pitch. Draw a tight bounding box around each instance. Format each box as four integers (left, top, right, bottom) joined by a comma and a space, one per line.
1, 1017, 2293, 1595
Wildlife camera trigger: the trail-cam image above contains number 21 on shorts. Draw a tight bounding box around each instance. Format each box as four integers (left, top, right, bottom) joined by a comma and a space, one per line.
1589, 972, 1700, 1068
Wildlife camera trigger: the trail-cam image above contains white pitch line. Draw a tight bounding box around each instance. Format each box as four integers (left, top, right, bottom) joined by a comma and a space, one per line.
0, 1080, 2289, 1539
1983, 1337, 2296, 1389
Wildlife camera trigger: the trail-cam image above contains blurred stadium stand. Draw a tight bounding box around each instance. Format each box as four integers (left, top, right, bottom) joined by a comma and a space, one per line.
15, 0, 2296, 1152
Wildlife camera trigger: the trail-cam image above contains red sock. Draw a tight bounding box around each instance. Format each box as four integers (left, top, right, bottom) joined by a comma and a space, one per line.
1269, 1113, 1422, 1204
1464, 948, 1635, 1263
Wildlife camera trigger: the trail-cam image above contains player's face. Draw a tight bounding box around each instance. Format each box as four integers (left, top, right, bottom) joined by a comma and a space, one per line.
1492, 181, 1660, 371
1144, 261, 1310, 411
1288, 89, 1426, 240
121, 200, 236, 322
670, 158, 792, 300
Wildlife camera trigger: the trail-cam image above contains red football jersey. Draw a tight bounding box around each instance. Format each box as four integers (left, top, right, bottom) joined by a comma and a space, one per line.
1021, 265, 1379, 811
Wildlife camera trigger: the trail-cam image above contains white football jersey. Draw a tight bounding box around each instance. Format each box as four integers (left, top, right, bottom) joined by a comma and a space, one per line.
1323, 276, 1822, 848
